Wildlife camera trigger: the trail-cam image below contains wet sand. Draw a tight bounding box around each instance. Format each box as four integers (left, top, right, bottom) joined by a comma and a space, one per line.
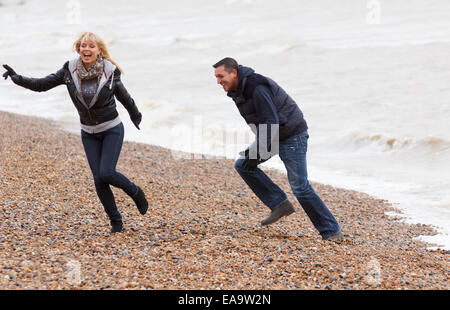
0, 111, 448, 289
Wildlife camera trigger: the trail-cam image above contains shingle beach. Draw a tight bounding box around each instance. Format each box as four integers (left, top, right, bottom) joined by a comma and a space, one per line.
0, 111, 448, 290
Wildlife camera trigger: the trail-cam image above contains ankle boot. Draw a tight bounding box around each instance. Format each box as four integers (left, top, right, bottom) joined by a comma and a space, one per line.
132, 186, 148, 215
110, 219, 124, 233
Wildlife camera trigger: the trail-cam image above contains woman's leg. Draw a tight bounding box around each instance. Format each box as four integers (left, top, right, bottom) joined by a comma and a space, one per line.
81, 130, 122, 222
98, 123, 138, 198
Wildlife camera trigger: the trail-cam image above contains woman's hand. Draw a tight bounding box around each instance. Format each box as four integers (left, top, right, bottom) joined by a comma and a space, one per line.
3, 64, 17, 80
131, 112, 142, 130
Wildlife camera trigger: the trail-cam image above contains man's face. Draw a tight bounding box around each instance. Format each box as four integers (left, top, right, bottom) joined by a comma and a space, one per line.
214, 66, 238, 92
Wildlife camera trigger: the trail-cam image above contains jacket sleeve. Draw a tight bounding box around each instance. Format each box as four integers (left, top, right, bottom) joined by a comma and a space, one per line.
11, 62, 67, 92
113, 69, 140, 119
247, 84, 279, 161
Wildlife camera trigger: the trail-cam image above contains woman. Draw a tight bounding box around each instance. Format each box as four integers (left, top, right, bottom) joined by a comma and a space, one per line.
2, 32, 149, 233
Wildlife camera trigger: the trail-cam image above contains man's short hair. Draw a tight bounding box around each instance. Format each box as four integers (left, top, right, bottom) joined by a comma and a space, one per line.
213, 57, 238, 73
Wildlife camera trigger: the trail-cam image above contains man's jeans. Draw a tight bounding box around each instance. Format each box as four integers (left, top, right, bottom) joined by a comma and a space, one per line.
81, 122, 138, 221
234, 130, 340, 238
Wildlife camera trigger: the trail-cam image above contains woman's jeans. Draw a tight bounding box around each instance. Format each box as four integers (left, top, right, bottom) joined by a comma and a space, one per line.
81, 123, 138, 221
234, 130, 341, 238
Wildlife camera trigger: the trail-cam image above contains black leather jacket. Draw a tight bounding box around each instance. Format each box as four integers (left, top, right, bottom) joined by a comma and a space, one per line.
11, 61, 140, 126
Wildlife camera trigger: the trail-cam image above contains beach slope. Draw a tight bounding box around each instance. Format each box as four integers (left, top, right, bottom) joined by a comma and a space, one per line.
0, 111, 447, 289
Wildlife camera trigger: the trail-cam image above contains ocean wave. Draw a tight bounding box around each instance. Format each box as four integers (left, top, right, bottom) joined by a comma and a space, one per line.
310, 37, 450, 50
139, 100, 194, 128
0, 0, 25, 7
348, 132, 450, 153
257, 43, 306, 55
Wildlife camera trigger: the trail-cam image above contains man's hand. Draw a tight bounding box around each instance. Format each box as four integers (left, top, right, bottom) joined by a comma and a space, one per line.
242, 158, 258, 171
241, 148, 259, 171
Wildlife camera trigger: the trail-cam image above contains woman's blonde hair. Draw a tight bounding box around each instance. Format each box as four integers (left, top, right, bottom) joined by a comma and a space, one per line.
73, 31, 122, 72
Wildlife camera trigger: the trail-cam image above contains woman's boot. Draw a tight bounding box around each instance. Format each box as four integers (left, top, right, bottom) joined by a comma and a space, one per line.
132, 186, 148, 215
110, 219, 124, 233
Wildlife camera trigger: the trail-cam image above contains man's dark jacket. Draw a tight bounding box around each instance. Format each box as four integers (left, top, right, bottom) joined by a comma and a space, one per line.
227, 65, 308, 159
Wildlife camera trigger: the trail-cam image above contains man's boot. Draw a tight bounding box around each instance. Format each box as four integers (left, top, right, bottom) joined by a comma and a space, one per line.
261, 200, 295, 226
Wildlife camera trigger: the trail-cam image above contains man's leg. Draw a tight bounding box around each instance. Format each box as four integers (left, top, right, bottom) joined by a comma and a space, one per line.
280, 131, 341, 239
234, 157, 288, 211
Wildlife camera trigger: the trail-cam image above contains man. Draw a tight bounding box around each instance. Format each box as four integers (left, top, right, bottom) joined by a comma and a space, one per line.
213, 57, 342, 240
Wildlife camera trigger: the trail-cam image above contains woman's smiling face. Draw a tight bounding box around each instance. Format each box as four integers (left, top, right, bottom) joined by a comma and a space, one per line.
79, 39, 101, 68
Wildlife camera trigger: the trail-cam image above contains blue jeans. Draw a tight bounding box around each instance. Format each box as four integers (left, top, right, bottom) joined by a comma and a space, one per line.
81, 123, 138, 221
234, 130, 340, 238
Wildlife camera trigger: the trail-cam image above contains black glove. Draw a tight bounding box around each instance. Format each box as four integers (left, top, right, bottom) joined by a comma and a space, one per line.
241, 158, 258, 171
241, 148, 259, 171
131, 112, 142, 130
3, 64, 17, 80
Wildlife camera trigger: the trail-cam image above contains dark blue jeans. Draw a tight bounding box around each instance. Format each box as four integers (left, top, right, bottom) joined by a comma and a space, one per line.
81, 123, 138, 221
234, 130, 341, 238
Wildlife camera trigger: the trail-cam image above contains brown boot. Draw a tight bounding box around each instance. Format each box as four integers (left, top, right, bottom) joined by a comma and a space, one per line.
261, 200, 295, 226
323, 229, 343, 242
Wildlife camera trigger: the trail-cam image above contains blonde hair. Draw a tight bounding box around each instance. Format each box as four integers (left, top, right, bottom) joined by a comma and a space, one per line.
73, 31, 122, 72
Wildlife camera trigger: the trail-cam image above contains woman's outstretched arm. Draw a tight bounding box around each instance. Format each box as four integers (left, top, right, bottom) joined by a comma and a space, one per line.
2, 62, 67, 92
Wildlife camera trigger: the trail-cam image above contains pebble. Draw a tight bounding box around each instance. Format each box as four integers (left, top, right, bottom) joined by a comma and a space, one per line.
0, 111, 448, 290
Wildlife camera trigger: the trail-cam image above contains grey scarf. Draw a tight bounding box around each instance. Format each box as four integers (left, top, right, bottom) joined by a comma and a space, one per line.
76, 56, 104, 83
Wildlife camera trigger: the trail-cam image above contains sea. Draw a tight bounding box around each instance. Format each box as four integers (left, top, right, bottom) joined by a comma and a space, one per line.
0, 0, 449, 249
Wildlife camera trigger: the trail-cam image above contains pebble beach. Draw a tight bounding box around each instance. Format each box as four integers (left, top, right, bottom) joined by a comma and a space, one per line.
0, 110, 448, 290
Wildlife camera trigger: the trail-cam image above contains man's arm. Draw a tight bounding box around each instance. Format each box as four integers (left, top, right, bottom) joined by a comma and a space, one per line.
247, 84, 279, 161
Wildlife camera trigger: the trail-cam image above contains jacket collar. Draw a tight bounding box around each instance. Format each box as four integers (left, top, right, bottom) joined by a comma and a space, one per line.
68, 57, 117, 109
227, 65, 255, 101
